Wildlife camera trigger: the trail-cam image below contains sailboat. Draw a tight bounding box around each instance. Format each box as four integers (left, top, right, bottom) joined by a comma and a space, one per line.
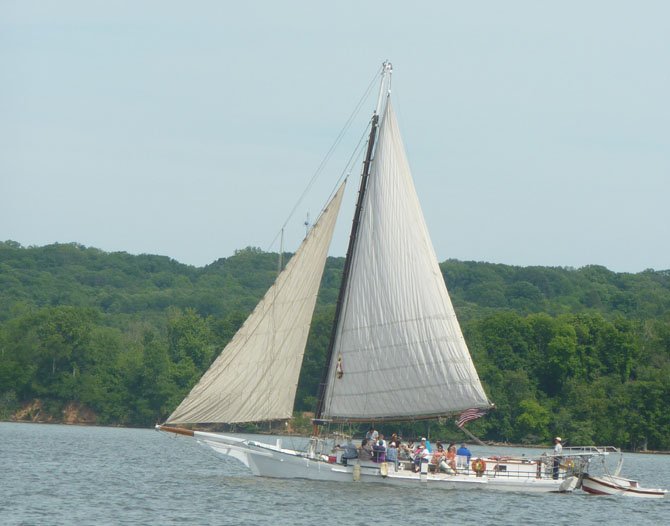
156, 62, 606, 492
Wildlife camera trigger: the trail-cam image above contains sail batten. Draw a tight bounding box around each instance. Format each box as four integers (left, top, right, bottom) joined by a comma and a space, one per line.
320, 99, 490, 421
166, 182, 347, 425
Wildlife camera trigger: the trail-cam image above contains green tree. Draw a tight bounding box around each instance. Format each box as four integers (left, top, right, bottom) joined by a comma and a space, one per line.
515, 398, 550, 443
167, 307, 215, 371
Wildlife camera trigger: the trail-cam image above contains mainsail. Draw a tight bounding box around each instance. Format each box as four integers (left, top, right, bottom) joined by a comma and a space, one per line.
319, 98, 490, 421
166, 182, 346, 424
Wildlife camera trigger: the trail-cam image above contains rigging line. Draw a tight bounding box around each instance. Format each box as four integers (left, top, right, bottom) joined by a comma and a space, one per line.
338, 122, 372, 186
322, 122, 370, 204
267, 68, 380, 252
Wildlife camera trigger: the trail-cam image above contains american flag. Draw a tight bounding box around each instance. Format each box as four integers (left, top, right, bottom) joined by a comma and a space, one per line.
456, 408, 487, 428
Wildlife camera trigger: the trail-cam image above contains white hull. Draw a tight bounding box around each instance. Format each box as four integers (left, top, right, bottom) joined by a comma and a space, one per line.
581, 474, 668, 498
196, 431, 574, 493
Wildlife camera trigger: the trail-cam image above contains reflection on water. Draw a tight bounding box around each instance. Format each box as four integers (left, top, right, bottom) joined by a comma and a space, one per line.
1, 423, 668, 526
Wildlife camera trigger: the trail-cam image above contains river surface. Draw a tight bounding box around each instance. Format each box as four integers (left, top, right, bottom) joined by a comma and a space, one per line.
1, 423, 668, 525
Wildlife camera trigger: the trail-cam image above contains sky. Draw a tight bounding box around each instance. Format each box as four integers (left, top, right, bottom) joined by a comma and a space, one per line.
2, 1, 668, 273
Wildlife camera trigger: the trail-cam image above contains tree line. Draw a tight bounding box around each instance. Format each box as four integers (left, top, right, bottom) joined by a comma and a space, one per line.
1, 241, 668, 449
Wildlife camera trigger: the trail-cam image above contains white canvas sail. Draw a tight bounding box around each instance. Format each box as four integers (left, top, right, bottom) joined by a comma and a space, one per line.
320, 99, 490, 421
167, 182, 346, 424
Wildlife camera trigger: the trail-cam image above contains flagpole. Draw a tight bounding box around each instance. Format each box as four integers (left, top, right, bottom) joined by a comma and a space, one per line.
457, 424, 486, 446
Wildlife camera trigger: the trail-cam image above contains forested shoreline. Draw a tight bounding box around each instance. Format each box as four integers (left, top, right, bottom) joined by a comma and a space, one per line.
1, 241, 669, 450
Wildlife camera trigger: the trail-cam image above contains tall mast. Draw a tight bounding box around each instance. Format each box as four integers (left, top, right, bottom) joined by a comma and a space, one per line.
314, 62, 392, 423
375, 61, 393, 119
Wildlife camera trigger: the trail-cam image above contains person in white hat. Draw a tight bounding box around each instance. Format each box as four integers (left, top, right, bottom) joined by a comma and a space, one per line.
554, 437, 563, 453
552, 437, 563, 479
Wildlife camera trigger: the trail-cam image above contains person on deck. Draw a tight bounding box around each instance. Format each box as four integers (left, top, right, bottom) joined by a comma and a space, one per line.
397, 442, 412, 461
386, 441, 398, 463
359, 438, 373, 461
431, 443, 451, 473
372, 435, 386, 462
456, 443, 472, 465
365, 427, 378, 443
341, 438, 358, 463
423, 437, 432, 453
412, 441, 429, 472
445, 444, 458, 473
552, 437, 563, 479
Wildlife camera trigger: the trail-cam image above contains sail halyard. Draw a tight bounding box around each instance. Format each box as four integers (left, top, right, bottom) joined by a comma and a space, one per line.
319, 95, 491, 423
165, 182, 347, 425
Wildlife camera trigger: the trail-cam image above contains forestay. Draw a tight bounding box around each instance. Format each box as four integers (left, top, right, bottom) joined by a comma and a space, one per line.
167, 182, 347, 424
320, 99, 490, 421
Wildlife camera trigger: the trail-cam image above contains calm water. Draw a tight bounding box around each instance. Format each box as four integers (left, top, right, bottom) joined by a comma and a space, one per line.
1, 423, 668, 525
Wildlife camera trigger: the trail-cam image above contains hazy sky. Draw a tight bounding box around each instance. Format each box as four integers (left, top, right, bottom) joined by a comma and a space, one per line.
2, 1, 668, 272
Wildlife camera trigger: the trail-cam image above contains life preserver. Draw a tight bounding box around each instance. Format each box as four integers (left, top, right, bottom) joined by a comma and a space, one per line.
472, 458, 486, 474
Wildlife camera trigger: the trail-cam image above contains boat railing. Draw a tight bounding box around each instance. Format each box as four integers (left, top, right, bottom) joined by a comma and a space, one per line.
559, 445, 620, 457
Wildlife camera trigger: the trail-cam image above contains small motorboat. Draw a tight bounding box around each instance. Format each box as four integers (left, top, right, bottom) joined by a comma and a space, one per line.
581, 473, 668, 498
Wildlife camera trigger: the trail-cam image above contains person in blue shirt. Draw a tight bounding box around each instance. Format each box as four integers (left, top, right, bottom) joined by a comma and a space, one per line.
456, 443, 472, 464
422, 437, 432, 453
386, 441, 398, 463
341, 438, 359, 461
